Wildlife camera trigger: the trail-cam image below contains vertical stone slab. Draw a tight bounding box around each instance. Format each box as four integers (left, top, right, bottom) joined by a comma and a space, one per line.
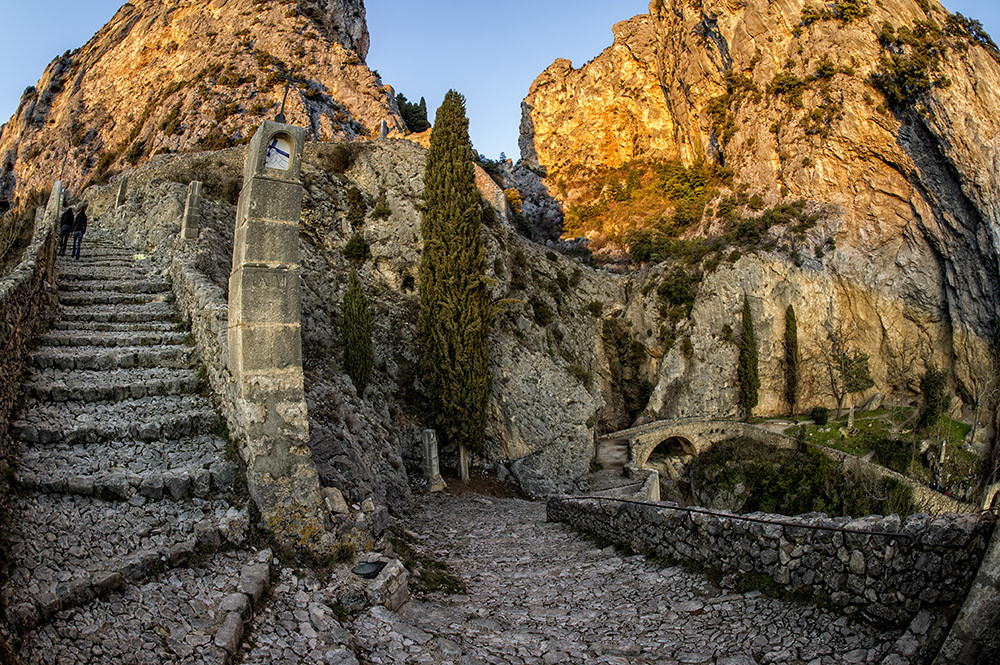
421, 429, 446, 493
44, 181, 63, 229
115, 176, 128, 208
180, 181, 203, 240
228, 121, 329, 549
933, 524, 1000, 664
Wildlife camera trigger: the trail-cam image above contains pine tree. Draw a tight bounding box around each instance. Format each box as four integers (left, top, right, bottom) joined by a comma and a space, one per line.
396, 93, 431, 133
784, 304, 799, 418
417, 90, 493, 475
738, 295, 760, 420
342, 268, 373, 395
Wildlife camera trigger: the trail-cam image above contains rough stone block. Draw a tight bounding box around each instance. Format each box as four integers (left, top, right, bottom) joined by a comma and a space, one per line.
323, 487, 349, 514
215, 611, 244, 654
219, 593, 251, 619
233, 217, 299, 266
228, 265, 302, 325
240, 563, 270, 605
210, 461, 239, 492
229, 324, 302, 374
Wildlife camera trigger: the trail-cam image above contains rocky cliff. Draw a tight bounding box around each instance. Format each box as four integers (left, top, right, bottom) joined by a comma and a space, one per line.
0, 0, 404, 204
518, 0, 1000, 448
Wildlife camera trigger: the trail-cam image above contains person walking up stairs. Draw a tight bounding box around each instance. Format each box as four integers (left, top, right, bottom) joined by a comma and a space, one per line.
5, 229, 266, 665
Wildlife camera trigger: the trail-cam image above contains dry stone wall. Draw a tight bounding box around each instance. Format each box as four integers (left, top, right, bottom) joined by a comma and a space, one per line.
547, 496, 994, 627
0, 185, 59, 653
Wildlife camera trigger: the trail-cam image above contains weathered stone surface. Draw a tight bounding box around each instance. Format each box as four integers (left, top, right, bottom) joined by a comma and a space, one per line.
548, 495, 994, 626
518, 0, 1000, 438
0, 0, 404, 202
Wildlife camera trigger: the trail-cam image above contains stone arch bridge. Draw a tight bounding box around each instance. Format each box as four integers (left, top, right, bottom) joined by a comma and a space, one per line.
601, 418, 797, 469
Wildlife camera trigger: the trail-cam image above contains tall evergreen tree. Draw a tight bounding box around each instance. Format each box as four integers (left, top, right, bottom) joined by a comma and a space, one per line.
342, 268, 373, 395
396, 93, 431, 133
917, 365, 947, 431
784, 304, 799, 418
417, 90, 493, 475
738, 295, 760, 420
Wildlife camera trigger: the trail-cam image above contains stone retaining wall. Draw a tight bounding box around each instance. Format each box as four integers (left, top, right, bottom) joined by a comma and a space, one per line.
0, 185, 60, 653
547, 496, 994, 626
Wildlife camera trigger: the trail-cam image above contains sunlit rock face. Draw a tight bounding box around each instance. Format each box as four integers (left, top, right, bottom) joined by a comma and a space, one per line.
519, 0, 1000, 440
0, 0, 403, 201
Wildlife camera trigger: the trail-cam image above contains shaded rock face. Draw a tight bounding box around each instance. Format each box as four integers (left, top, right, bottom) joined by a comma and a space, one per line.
520, 0, 1000, 439
0, 0, 404, 203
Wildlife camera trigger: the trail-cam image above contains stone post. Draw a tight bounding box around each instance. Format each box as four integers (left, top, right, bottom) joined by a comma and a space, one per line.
228, 120, 329, 548
180, 180, 203, 240
421, 429, 446, 493
115, 176, 128, 208
933, 524, 1000, 664
378, 120, 388, 140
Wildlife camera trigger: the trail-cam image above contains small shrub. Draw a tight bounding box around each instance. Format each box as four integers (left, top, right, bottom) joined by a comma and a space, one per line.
347, 187, 367, 228
529, 296, 554, 327
371, 198, 391, 220
810, 406, 830, 426
584, 301, 603, 317
343, 233, 369, 263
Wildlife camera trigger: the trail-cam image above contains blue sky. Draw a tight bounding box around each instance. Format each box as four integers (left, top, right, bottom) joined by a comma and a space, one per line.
0, 1, 996, 159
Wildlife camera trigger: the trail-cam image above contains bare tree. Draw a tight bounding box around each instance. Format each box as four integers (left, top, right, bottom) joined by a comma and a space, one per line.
819, 318, 874, 420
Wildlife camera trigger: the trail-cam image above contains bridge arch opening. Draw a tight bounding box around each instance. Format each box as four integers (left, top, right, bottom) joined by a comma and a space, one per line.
647, 436, 696, 464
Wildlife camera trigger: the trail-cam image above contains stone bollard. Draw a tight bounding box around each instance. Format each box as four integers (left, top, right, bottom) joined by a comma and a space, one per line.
180, 180, 203, 240
115, 176, 128, 208
228, 120, 329, 549
421, 429, 446, 493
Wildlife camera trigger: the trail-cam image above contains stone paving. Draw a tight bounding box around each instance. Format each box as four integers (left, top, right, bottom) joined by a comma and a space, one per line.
4, 233, 255, 664
5, 232, 915, 665
351, 495, 905, 665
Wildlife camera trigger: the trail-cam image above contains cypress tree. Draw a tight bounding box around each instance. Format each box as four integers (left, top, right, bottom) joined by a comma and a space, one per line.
342, 268, 373, 395
418, 90, 493, 467
738, 295, 760, 420
784, 304, 799, 418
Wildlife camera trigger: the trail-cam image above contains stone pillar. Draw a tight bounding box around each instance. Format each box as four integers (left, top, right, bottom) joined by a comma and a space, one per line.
378, 120, 388, 140
421, 429, 446, 493
115, 176, 128, 208
180, 180, 203, 240
228, 121, 329, 549
933, 523, 1000, 664
44, 181, 63, 228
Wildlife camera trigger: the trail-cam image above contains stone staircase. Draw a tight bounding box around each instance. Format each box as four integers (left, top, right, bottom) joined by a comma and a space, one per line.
3, 232, 268, 665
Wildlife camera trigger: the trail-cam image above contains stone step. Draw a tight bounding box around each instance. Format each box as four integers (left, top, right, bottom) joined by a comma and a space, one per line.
16, 436, 238, 502
14, 395, 221, 445
50, 319, 183, 333
4, 493, 249, 637
36, 330, 189, 349
58, 278, 171, 294
29, 344, 195, 371
58, 291, 173, 307
23, 367, 202, 402
14, 550, 261, 663
60, 303, 179, 324
56, 267, 161, 281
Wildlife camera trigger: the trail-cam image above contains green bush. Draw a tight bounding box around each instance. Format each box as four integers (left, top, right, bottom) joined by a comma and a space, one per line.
347, 187, 367, 228
529, 296, 554, 327
768, 72, 809, 107
810, 406, 830, 426
833, 0, 870, 22
689, 437, 917, 517
864, 433, 910, 474
371, 198, 391, 220
342, 269, 373, 394
343, 233, 369, 263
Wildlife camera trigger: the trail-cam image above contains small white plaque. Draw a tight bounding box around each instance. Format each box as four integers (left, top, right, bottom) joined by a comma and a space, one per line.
265, 136, 292, 170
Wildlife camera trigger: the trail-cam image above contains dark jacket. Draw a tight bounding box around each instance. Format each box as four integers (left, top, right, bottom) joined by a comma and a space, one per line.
72, 210, 88, 234
59, 209, 74, 233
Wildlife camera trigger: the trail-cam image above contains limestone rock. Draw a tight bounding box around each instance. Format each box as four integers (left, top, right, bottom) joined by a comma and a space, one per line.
0, 0, 405, 202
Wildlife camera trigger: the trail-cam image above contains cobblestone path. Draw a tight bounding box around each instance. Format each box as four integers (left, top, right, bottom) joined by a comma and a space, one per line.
352, 495, 904, 665
5, 233, 255, 665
